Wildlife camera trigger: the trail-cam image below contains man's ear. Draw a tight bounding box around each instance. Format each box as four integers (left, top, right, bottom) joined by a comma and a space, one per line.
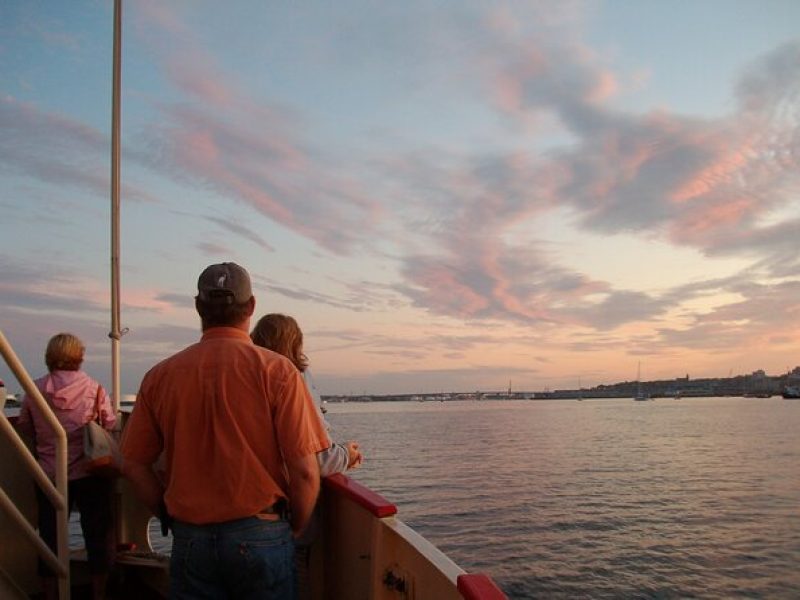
246, 296, 256, 316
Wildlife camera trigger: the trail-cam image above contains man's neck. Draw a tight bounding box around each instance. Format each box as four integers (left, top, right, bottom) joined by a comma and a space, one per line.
201, 320, 250, 333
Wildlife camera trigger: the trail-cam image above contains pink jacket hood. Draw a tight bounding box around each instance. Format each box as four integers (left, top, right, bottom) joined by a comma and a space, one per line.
41, 370, 100, 410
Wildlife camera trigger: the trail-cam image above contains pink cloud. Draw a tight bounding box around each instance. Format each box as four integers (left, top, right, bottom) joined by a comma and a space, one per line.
671, 139, 756, 203
168, 64, 234, 109
134, 1, 237, 109
494, 73, 523, 113
180, 130, 219, 166
155, 103, 378, 251
670, 197, 755, 244
413, 263, 490, 316
131, 3, 382, 253
485, 23, 621, 121
120, 288, 176, 314
587, 70, 618, 103
135, 0, 185, 35
127, 2, 799, 339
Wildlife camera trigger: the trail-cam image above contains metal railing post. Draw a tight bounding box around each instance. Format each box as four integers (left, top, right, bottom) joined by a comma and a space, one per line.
0, 330, 70, 598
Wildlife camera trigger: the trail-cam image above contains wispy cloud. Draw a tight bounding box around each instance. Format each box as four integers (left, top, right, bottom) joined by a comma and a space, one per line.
379, 11, 800, 344
152, 210, 274, 255
131, 0, 383, 254
0, 257, 106, 314
252, 274, 406, 313
199, 215, 274, 252
4, 0, 798, 395
656, 279, 800, 350
196, 241, 234, 257
0, 96, 158, 205
3, 4, 84, 53
11, 3, 795, 351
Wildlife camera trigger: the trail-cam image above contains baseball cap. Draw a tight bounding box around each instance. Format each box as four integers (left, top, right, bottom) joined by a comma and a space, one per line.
196, 262, 253, 304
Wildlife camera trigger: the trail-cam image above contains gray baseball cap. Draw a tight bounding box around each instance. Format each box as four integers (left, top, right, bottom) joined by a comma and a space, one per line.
196, 262, 253, 304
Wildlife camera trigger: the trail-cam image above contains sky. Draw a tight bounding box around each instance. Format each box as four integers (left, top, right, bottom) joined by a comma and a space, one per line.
1, 0, 799, 396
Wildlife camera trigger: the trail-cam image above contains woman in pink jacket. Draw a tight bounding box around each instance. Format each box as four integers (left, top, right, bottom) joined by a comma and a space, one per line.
17, 332, 116, 600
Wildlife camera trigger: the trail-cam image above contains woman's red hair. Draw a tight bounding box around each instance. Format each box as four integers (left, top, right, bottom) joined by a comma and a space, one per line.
250, 313, 308, 372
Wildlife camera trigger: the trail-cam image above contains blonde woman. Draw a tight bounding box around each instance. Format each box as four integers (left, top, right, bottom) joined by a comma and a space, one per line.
251, 314, 362, 475
16, 333, 116, 600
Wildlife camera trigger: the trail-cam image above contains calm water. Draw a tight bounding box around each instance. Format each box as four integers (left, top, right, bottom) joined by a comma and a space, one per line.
325, 398, 800, 599
56, 397, 799, 597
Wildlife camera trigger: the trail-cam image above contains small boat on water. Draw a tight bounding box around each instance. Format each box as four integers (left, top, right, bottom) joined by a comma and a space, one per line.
782, 385, 800, 399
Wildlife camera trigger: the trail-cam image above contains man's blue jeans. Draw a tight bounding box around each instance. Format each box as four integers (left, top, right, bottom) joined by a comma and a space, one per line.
169, 517, 295, 599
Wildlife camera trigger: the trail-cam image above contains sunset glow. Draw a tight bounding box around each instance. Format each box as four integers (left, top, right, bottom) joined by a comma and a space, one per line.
1, 1, 798, 395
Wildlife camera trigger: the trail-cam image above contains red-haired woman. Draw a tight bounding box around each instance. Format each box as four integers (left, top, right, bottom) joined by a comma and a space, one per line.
250, 314, 362, 475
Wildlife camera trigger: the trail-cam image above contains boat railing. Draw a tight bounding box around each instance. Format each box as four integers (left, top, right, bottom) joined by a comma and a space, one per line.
0, 330, 71, 599
319, 474, 507, 600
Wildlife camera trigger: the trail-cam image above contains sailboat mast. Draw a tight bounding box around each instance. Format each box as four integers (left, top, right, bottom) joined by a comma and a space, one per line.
110, 0, 122, 412
637, 362, 642, 397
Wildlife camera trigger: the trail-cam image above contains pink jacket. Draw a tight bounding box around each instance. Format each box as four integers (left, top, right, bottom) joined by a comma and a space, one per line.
16, 370, 116, 480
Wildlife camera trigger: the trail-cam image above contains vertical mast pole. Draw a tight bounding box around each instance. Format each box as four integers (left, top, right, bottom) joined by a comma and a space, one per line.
110, 0, 122, 413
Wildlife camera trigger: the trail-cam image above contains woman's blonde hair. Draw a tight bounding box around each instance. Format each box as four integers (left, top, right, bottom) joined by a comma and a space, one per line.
250, 314, 308, 372
45, 333, 85, 372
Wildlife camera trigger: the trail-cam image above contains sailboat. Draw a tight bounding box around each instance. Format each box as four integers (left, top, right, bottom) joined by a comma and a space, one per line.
634, 362, 651, 401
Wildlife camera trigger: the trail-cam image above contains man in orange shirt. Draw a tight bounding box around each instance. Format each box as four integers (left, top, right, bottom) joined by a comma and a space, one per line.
121, 262, 330, 599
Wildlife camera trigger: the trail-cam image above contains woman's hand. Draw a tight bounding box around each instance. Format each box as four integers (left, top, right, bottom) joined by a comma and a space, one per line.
345, 441, 363, 469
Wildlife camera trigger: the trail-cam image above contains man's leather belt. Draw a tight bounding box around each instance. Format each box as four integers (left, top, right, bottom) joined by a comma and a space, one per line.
256, 500, 287, 521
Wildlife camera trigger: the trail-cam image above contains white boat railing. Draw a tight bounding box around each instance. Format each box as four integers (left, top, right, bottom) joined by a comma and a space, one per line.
0, 330, 70, 599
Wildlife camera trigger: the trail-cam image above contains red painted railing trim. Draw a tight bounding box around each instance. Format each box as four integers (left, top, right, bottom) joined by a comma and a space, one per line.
457, 573, 508, 600
323, 473, 397, 518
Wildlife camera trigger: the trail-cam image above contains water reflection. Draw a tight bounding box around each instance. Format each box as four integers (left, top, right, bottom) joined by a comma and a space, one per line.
326, 398, 800, 598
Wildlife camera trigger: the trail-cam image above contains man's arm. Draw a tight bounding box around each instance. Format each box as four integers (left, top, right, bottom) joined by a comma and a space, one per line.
286, 452, 320, 537
122, 459, 164, 516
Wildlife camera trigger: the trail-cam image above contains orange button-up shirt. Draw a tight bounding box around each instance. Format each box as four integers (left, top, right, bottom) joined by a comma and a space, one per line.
121, 327, 330, 524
